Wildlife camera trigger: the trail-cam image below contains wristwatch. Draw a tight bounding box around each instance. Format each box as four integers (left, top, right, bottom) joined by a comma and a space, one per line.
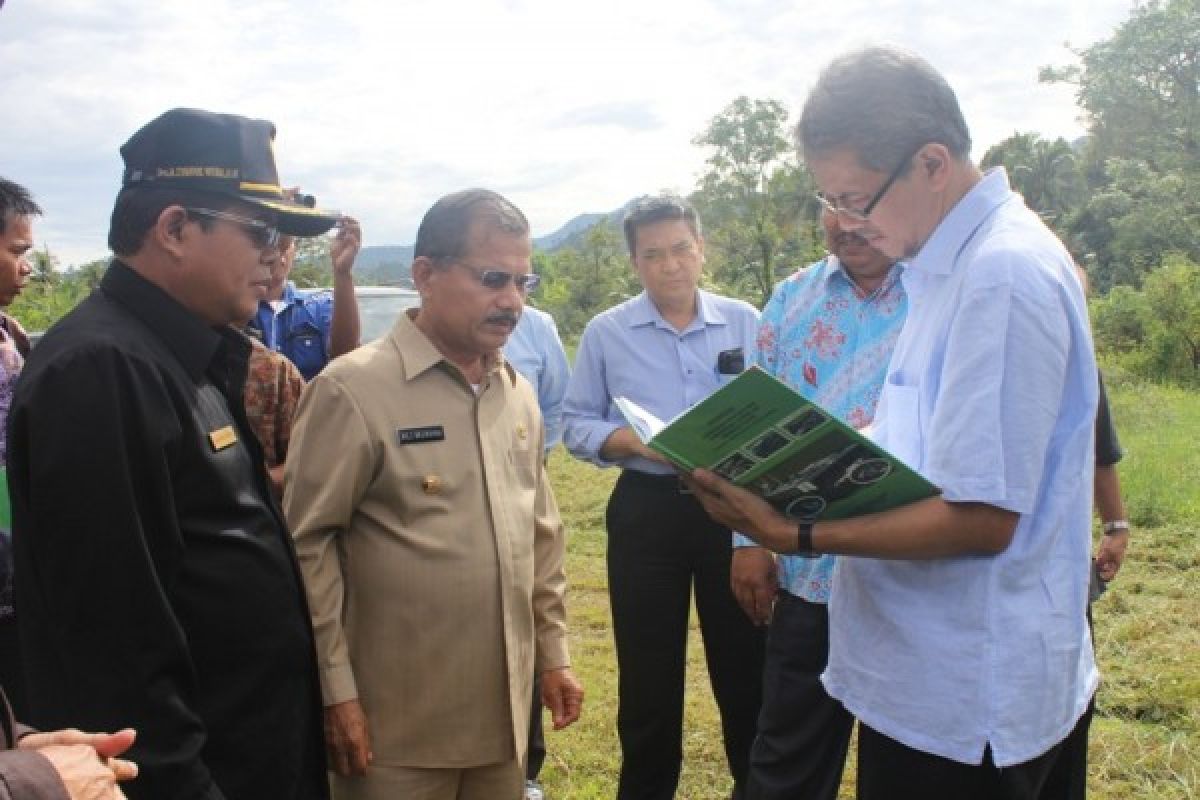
795, 519, 819, 558
1102, 519, 1130, 534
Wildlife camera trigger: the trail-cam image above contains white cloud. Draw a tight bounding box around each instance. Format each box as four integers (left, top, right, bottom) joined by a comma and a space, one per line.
1, 0, 1133, 266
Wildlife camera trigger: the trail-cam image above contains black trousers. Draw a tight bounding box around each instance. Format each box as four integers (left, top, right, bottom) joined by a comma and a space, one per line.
527, 671, 545, 780
1038, 603, 1098, 800
0, 616, 26, 721
857, 706, 1093, 800
745, 592, 853, 800
606, 471, 766, 800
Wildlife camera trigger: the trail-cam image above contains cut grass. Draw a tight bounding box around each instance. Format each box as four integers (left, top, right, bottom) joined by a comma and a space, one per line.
538, 379, 1199, 799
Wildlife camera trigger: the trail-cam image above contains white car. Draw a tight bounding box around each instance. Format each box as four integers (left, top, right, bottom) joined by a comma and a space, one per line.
355, 285, 421, 343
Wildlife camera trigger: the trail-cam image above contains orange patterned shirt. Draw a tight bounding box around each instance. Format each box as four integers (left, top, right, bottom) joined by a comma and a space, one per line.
243, 335, 305, 467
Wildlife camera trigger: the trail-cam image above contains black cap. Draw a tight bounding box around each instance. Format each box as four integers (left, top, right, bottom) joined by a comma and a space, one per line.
120, 108, 338, 237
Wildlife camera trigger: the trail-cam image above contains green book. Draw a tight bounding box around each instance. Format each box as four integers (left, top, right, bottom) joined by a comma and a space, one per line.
615, 366, 938, 521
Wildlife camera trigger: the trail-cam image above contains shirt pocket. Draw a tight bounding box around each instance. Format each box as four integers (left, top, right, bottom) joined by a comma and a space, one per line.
284, 324, 326, 378
880, 376, 923, 472
508, 425, 540, 485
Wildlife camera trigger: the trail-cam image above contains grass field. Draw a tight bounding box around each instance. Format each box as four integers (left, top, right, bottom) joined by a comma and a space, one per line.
536, 377, 1200, 799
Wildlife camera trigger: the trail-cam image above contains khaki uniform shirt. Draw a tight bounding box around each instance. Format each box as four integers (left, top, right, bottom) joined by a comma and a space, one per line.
285, 310, 570, 768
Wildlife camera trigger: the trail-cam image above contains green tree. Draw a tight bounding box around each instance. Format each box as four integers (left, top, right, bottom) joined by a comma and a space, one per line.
27, 245, 61, 288
1041, 0, 1200, 287
981, 132, 1082, 221
1141, 254, 1200, 377
1074, 159, 1200, 288
9, 256, 107, 333
537, 222, 636, 338
692, 96, 816, 306
290, 234, 334, 288
1040, 0, 1200, 172
1090, 255, 1200, 384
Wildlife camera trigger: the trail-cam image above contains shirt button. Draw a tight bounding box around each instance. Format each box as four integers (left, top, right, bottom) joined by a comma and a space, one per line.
421, 475, 443, 495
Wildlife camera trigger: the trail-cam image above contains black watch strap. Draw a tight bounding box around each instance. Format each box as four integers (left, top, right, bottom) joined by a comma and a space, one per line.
795, 519, 819, 558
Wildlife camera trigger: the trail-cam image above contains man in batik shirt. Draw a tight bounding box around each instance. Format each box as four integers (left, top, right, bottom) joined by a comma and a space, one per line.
243, 332, 306, 498
731, 208, 903, 800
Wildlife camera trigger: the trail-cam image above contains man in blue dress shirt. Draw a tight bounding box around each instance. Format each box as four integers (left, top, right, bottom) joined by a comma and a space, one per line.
563, 194, 765, 800
504, 305, 570, 457
502, 303, 571, 800
688, 47, 1098, 799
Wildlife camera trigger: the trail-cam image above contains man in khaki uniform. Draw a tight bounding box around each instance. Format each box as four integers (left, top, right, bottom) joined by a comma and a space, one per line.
285, 189, 583, 800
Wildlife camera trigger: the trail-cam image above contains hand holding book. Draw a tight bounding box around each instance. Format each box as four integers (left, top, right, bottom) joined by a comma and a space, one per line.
617, 367, 937, 524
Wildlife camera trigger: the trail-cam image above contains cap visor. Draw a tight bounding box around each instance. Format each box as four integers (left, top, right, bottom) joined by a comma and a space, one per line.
246, 196, 339, 236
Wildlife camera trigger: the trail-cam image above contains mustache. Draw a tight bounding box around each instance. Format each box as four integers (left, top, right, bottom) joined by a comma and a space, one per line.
485, 311, 520, 327
835, 231, 870, 247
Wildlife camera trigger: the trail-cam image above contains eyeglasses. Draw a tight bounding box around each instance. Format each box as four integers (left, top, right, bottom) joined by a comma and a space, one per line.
452, 262, 541, 293
814, 144, 923, 223
184, 207, 282, 250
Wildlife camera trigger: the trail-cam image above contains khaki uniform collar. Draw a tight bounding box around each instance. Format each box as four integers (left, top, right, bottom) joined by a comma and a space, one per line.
388, 309, 518, 388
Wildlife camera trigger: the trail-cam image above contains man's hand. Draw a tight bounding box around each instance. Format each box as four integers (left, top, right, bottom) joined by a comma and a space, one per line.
1094, 529, 1130, 583
324, 699, 372, 777
19, 728, 138, 784
37, 743, 131, 800
540, 667, 584, 730
330, 217, 362, 277
599, 427, 676, 467
731, 547, 778, 625
685, 469, 792, 552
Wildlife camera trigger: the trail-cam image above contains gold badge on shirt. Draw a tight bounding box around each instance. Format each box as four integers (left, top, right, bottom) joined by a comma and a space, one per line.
208, 426, 238, 452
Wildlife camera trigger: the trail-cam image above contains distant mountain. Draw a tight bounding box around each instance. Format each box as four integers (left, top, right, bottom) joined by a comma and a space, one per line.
356, 245, 414, 270
533, 211, 610, 251
354, 201, 631, 285
351, 245, 415, 286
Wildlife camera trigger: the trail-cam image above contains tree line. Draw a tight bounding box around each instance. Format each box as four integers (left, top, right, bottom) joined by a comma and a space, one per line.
535, 0, 1199, 386
12, 0, 1198, 384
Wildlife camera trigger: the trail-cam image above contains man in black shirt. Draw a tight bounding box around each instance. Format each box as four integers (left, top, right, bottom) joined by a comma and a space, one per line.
8, 109, 339, 800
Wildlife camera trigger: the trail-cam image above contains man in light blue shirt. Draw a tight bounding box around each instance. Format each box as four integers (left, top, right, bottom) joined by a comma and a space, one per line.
502, 303, 570, 800
504, 305, 570, 455
563, 194, 765, 800
733, 210, 903, 800
689, 47, 1098, 798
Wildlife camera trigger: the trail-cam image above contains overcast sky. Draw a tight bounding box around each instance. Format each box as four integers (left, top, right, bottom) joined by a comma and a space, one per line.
2, 0, 1134, 267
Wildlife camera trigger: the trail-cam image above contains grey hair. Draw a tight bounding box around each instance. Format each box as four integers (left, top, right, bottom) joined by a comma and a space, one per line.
414, 188, 529, 263
796, 45, 971, 173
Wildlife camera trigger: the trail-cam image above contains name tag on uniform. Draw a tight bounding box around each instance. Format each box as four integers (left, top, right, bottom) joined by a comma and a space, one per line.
208, 426, 238, 452
396, 425, 445, 445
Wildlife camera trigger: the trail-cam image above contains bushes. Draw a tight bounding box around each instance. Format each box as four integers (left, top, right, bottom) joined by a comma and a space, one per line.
1091, 255, 1200, 386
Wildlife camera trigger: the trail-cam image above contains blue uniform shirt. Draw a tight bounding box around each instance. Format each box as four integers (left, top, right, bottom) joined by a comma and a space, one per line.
249, 281, 334, 380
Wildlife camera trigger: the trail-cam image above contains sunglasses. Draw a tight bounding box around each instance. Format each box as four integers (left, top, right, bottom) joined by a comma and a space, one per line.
185, 207, 282, 250
452, 262, 541, 293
